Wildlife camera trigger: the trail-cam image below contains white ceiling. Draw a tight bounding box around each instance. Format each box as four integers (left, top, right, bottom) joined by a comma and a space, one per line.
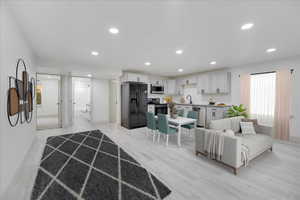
7, 0, 300, 77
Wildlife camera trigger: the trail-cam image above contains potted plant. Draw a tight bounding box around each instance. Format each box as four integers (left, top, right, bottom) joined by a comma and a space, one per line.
227, 104, 248, 118
164, 96, 178, 119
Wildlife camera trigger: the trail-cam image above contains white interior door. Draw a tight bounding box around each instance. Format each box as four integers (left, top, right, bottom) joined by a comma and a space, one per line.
72, 77, 92, 122
36, 74, 62, 130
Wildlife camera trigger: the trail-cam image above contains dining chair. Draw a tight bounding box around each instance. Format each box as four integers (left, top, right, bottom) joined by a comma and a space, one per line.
177, 109, 184, 117
146, 112, 158, 142
182, 111, 198, 134
157, 114, 178, 146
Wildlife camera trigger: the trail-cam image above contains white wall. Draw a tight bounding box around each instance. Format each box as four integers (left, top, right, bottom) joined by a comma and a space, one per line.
61, 74, 73, 128
109, 80, 117, 123
91, 79, 109, 123
0, 6, 36, 194
37, 78, 59, 117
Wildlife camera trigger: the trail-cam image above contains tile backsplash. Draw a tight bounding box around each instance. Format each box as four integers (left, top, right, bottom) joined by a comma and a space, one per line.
173, 87, 232, 105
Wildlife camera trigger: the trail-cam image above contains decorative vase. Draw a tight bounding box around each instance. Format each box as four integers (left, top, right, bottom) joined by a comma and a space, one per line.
171, 112, 177, 119
168, 101, 177, 119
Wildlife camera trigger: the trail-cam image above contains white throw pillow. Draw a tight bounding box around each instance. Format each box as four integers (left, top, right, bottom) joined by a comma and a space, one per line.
240, 122, 256, 135
223, 129, 235, 137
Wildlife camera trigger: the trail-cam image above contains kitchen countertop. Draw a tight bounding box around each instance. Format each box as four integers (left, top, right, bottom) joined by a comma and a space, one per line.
174, 103, 232, 107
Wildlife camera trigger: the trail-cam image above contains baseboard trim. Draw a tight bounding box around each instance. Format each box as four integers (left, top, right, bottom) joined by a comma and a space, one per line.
90, 120, 109, 125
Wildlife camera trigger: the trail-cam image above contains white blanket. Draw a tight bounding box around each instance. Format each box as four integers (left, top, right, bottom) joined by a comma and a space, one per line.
241, 144, 249, 167
204, 130, 224, 161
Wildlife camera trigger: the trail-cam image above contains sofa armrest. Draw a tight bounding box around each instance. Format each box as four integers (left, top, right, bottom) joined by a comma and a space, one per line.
255, 125, 273, 137
221, 136, 242, 168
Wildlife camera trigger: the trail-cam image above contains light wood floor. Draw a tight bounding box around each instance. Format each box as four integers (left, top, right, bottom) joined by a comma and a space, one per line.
2, 121, 300, 200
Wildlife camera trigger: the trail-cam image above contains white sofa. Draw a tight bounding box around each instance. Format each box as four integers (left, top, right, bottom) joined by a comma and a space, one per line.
195, 116, 273, 174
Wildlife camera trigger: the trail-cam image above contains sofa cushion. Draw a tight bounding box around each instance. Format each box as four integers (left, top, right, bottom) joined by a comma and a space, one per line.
240, 122, 256, 135
223, 129, 235, 137
230, 116, 244, 133
209, 118, 231, 130
237, 134, 272, 160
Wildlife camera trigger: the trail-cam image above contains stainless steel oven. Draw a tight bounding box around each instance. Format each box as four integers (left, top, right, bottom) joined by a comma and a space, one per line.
154, 104, 168, 115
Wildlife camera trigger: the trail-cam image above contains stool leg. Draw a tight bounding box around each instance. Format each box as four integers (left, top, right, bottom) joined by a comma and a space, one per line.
166, 135, 169, 146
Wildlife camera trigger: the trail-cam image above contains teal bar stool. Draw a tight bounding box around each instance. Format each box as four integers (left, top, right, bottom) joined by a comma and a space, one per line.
182, 111, 198, 134
177, 109, 184, 117
146, 112, 158, 142
157, 114, 178, 146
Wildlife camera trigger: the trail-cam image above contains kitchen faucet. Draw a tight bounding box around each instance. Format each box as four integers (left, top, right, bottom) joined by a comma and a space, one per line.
186, 95, 192, 104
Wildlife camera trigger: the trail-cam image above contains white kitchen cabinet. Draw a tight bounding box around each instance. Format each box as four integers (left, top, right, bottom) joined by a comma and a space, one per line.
181, 75, 197, 86
175, 78, 184, 95
216, 71, 231, 93
148, 75, 165, 85
122, 72, 148, 83
197, 71, 231, 94
197, 73, 209, 94
165, 79, 176, 95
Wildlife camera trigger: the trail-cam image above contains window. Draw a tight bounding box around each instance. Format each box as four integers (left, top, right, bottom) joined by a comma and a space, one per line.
250, 72, 276, 126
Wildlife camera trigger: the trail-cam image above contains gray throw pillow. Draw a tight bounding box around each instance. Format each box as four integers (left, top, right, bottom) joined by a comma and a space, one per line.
241, 118, 258, 126
240, 122, 256, 135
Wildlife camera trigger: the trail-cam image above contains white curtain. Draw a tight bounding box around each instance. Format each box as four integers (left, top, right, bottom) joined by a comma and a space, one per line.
274, 70, 292, 141
250, 73, 276, 126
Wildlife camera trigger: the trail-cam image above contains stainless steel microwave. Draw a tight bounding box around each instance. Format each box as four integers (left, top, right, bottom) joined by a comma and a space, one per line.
150, 85, 164, 94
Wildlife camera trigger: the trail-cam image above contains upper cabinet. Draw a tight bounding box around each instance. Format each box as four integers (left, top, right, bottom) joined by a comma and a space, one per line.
197, 71, 231, 94
165, 79, 176, 95
149, 79, 164, 86
148, 75, 168, 86
181, 76, 197, 86
121, 70, 231, 95
175, 78, 185, 96
215, 71, 231, 93
122, 72, 148, 83
197, 73, 209, 94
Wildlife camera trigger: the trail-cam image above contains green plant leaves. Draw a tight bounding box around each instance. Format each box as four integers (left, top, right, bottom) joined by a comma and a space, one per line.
227, 104, 248, 118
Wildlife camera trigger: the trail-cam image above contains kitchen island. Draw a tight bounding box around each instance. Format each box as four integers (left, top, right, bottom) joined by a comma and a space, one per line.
174, 103, 231, 127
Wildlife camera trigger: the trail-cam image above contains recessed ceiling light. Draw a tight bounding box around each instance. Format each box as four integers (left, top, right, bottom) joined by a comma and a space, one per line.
175, 49, 183, 55
210, 61, 217, 65
87, 74, 92, 77
109, 27, 119, 34
178, 68, 183, 72
266, 48, 277, 53
144, 62, 151, 66
241, 23, 254, 30
91, 51, 99, 56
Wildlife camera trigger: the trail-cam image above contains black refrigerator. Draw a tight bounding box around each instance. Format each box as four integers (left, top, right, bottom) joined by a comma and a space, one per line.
121, 82, 148, 129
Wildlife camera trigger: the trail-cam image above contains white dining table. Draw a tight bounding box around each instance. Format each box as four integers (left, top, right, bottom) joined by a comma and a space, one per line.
155, 115, 197, 147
